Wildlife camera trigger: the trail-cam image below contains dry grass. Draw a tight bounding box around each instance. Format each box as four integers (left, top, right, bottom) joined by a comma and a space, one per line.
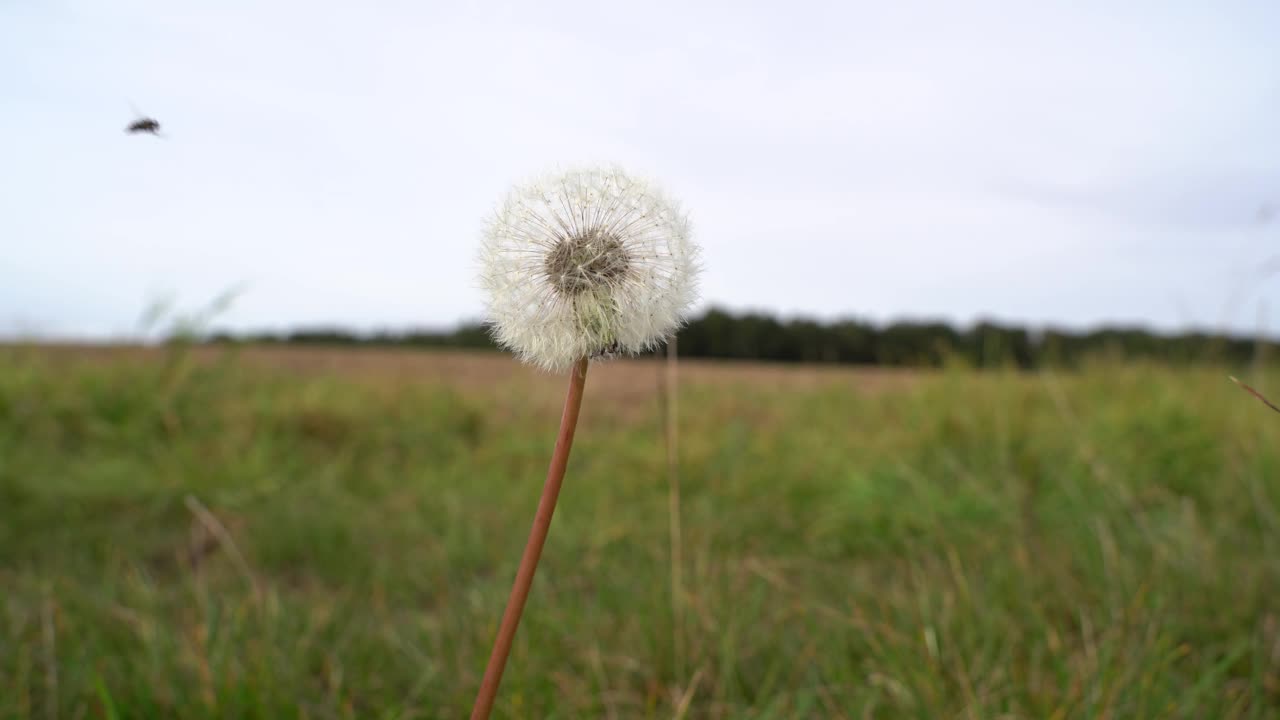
1, 345, 1277, 718
13, 344, 917, 417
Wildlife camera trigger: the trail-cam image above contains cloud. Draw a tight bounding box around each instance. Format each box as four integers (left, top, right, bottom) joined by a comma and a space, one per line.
998, 168, 1280, 232
1, 0, 1279, 338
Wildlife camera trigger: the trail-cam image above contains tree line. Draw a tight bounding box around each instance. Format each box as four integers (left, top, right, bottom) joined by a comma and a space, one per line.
212, 306, 1274, 369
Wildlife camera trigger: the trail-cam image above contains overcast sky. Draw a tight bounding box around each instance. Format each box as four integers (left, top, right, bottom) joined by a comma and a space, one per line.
3, 0, 1278, 339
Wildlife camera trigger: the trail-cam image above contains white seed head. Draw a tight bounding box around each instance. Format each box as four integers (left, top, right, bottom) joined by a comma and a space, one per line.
479, 166, 701, 372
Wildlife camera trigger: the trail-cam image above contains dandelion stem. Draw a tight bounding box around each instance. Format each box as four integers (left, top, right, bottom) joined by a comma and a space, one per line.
471, 357, 589, 720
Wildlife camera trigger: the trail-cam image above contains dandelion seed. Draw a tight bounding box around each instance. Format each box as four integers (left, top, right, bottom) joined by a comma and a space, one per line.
479, 166, 700, 371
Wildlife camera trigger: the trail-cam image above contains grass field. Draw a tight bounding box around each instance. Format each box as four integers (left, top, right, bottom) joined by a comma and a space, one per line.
1, 345, 1278, 719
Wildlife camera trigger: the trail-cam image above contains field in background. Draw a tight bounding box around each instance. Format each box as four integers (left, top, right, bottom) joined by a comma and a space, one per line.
1, 345, 1278, 719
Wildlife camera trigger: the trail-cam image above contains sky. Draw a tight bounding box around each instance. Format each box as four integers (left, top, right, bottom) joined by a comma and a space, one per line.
2, 0, 1279, 340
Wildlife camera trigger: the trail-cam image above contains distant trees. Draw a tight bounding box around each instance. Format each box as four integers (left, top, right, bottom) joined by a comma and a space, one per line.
211, 306, 1273, 369
679, 309, 1268, 368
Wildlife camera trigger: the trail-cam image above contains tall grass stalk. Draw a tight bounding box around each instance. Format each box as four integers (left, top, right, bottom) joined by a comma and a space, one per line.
661, 337, 686, 684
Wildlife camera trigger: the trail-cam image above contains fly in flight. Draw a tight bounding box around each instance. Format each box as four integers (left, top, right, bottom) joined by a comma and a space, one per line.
125, 102, 164, 137
126, 117, 162, 135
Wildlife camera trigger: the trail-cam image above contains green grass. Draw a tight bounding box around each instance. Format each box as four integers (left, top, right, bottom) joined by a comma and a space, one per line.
1, 346, 1278, 718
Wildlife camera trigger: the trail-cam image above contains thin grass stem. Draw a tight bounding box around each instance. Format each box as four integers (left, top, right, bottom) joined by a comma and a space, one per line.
663, 337, 686, 682
1230, 375, 1280, 415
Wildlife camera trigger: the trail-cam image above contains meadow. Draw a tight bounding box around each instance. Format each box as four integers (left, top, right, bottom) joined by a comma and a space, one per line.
1, 344, 1278, 719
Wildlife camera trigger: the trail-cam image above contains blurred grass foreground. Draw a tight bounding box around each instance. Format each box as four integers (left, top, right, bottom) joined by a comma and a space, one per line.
1, 345, 1278, 718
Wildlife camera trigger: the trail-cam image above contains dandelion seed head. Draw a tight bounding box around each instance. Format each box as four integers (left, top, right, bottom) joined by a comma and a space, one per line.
479, 166, 701, 372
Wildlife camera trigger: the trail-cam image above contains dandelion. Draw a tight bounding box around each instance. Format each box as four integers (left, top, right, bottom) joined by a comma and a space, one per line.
470, 166, 700, 719
479, 166, 699, 372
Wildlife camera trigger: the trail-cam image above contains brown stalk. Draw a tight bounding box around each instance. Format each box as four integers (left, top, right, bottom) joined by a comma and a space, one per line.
661, 337, 686, 681
471, 357, 590, 720
1230, 376, 1280, 415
